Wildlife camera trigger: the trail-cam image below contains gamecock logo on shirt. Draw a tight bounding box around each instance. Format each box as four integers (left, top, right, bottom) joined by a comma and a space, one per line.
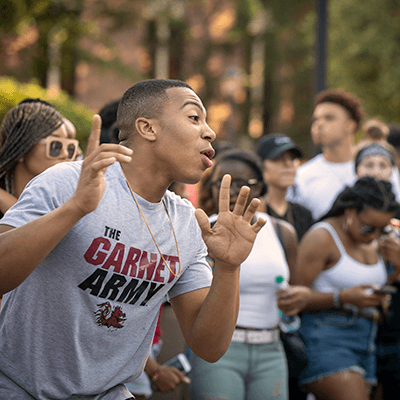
94, 301, 127, 330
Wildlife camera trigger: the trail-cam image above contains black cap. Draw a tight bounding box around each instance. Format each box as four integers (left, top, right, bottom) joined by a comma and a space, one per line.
256, 134, 303, 161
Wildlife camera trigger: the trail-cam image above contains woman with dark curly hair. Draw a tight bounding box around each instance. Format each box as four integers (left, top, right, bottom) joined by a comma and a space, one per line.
295, 177, 400, 400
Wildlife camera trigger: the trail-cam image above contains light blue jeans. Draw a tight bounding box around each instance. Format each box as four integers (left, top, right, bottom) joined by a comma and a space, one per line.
189, 340, 288, 400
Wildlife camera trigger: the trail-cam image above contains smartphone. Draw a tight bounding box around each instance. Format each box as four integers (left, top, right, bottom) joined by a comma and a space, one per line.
163, 353, 192, 375
373, 285, 398, 295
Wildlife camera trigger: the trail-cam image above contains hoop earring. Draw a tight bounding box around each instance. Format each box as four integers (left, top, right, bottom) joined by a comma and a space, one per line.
341, 217, 353, 233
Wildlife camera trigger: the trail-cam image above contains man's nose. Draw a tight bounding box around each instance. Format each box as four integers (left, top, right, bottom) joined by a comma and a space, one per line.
202, 123, 216, 142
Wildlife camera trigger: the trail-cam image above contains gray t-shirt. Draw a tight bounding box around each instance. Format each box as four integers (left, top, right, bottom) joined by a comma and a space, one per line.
0, 161, 212, 400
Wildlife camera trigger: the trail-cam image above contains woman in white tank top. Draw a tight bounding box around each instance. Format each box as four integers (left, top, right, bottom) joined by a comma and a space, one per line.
189, 148, 312, 400
295, 177, 400, 400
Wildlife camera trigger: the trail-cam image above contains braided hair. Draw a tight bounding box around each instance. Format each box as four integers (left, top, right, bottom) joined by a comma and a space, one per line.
321, 176, 399, 221
0, 100, 64, 195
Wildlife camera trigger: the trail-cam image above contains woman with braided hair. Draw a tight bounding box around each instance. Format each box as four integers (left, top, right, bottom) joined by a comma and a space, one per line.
294, 177, 400, 400
0, 99, 79, 218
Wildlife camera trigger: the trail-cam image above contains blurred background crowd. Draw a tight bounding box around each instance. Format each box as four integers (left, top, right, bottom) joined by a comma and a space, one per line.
1, 1, 400, 400
1, 0, 399, 155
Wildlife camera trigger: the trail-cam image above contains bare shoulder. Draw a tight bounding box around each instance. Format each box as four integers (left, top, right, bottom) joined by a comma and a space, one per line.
277, 218, 297, 236
271, 217, 298, 256
296, 223, 339, 285
277, 219, 298, 244
300, 224, 333, 246
298, 223, 339, 263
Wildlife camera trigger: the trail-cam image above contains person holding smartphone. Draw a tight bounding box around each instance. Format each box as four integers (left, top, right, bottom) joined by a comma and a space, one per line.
354, 143, 400, 400
295, 177, 400, 400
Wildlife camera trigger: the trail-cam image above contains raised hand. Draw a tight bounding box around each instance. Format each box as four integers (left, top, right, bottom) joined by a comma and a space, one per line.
70, 114, 133, 216
379, 234, 400, 268
195, 174, 266, 269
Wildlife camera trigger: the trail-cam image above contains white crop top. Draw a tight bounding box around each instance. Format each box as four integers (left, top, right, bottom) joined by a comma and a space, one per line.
311, 222, 387, 295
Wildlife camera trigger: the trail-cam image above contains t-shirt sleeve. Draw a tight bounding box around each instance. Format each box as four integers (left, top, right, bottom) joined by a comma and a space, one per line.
0, 162, 80, 228
167, 236, 212, 300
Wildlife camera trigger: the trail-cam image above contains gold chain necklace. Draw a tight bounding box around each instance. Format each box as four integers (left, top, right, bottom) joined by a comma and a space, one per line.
123, 174, 181, 278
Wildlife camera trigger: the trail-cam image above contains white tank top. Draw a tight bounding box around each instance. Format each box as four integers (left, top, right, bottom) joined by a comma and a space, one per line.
311, 222, 387, 294
235, 213, 290, 329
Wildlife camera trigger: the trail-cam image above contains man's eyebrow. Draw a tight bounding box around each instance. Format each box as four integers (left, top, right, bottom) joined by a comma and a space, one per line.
181, 101, 205, 113
313, 112, 334, 120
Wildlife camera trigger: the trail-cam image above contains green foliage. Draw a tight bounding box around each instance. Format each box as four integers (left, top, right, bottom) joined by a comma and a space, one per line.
329, 0, 400, 124
0, 76, 94, 146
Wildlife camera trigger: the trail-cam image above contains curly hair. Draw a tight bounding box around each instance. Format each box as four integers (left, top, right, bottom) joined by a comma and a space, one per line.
0, 100, 64, 194
321, 177, 399, 221
314, 89, 365, 131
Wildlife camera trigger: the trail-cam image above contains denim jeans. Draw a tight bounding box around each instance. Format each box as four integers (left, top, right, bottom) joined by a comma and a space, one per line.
189, 340, 288, 400
299, 311, 378, 386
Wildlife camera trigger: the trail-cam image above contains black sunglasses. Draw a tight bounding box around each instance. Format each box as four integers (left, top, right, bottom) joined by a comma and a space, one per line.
360, 223, 391, 235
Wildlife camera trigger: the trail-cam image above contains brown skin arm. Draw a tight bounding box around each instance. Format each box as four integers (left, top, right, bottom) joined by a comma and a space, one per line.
142, 357, 189, 393
296, 226, 386, 311
378, 234, 400, 283
0, 189, 17, 215
274, 219, 312, 315
0, 115, 133, 297
171, 175, 266, 363
171, 267, 239, 363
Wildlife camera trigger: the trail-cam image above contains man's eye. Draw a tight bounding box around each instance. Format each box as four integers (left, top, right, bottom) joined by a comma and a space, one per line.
190, 116, 199, 122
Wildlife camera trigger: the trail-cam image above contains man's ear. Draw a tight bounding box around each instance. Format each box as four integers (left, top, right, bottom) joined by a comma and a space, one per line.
346, 119, 357, 136
135, 117, 157, 142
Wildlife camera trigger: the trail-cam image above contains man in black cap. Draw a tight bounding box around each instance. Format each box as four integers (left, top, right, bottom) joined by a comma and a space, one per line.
257, 133, 313, 241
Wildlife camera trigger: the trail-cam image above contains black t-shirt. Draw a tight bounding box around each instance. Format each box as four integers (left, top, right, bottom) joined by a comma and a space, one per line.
266, 202, 314, 241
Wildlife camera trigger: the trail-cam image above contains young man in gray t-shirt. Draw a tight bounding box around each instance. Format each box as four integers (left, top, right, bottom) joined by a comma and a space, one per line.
0, 79, 265, 399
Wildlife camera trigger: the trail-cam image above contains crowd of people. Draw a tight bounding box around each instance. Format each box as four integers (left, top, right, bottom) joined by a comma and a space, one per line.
0, 79, 400, 400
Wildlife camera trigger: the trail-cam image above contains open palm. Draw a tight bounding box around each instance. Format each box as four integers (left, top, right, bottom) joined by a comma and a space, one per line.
195, 175, 266, 269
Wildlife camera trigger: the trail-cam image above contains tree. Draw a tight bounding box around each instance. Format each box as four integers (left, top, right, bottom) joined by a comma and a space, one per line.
329, 0, 400, 124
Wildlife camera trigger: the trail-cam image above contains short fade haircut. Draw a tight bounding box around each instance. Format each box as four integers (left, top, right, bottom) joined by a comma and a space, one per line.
314, 89, 365, 131
117, 79, 193, 135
